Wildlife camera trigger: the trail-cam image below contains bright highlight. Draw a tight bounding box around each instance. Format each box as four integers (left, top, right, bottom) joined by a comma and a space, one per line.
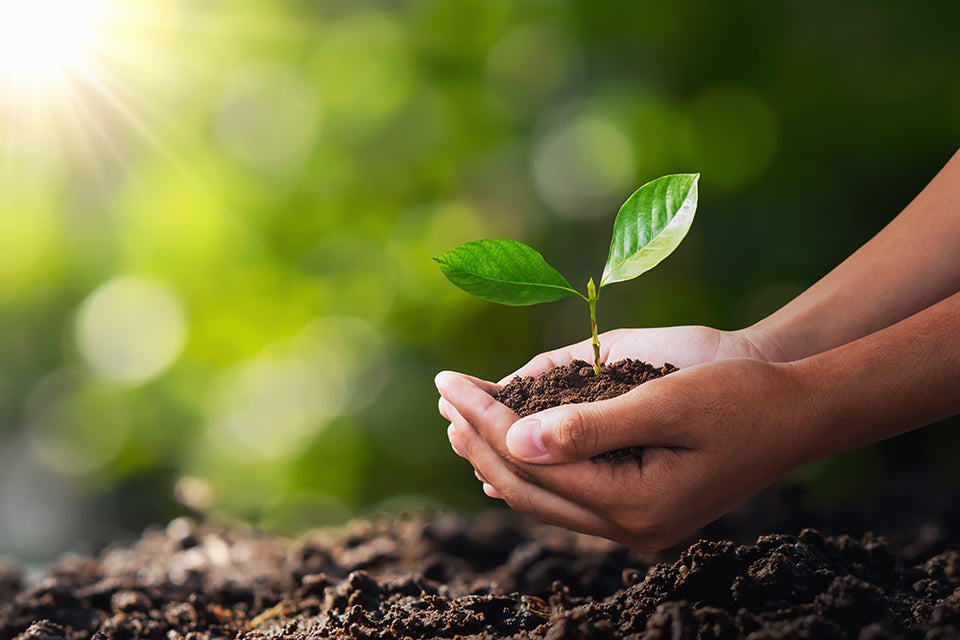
0, 0, 105, 82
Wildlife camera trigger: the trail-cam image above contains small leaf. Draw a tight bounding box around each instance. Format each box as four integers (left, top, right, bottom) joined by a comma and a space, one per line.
434, 239, 579, 306
601, 173, 699, 286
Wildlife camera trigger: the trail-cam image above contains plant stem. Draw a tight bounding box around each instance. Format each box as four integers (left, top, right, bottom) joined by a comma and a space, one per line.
587, 277, 601, 375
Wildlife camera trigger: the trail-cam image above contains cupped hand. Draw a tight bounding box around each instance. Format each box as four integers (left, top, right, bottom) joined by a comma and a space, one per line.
436, 354, 822, 553
499, 325, 779, 384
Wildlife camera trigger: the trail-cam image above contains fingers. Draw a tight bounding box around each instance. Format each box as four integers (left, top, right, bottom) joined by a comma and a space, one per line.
438, 367, 686, 465
438, 371, 502, 396
482, 483, 502, 499
436, 371, 518, 442
436, 368, 689, 549
441, 395, 486, 478
495, 328, 648, 384
445, 398, 624, 540
438, 373, 637, 516
505, 377, 686, 464
446, 423, 466, 456
435, 355, 798, 554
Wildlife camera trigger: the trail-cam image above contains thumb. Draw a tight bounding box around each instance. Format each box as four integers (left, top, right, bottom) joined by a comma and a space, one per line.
505, 395, 651, 464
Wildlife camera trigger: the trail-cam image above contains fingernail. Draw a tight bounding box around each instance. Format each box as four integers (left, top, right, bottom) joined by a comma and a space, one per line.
447, 424, 466, 457
507, 418, 547, 460
482, 483, 501, 499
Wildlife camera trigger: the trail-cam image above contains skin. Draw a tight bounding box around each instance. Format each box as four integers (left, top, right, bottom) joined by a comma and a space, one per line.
435, 148, 960, 553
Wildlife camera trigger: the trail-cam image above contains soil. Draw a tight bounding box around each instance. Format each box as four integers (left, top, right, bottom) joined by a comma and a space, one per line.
4, 500, 960, 640
495, 359, 678, 465
3, 366, 958, 639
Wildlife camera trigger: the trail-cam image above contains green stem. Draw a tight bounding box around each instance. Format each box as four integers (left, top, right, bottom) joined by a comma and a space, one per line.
587, 278, 601, 375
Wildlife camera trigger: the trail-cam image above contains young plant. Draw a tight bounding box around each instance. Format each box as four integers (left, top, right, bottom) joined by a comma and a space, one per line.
434, 173, 700, 375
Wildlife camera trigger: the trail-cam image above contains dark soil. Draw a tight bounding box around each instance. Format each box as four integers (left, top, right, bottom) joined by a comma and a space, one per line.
4, 503, 960, 640
3, 364, 958, 639
495, 359, 678, 465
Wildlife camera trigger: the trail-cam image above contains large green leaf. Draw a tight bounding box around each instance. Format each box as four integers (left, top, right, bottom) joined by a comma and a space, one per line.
601, 173, 700, 286
433, 238, 579, 306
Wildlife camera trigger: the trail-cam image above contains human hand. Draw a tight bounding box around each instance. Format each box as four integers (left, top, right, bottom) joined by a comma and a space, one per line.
497, 325, 779, 384
436, 355, 821, 553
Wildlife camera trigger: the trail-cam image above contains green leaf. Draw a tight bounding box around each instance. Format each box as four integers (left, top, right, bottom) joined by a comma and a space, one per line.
433, 239, 580, 306
601, 173, 700, 286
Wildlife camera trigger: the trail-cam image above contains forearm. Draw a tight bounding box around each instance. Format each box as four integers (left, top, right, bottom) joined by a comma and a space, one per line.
747, 149, 960, 362
790, 290, 960, 465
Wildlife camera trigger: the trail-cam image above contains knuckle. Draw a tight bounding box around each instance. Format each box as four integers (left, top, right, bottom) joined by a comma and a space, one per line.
553, 410, 597, 459
510, 463, 539, 486
497, 485, 532, 514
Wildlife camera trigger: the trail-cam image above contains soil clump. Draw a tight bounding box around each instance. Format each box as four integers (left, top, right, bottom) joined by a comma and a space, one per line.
495, 359, 678, 465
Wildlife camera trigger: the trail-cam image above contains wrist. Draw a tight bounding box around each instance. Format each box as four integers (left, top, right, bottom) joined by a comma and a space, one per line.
729, 325, 789, 363
786, 293, 960, 463
779, 358, 837, 466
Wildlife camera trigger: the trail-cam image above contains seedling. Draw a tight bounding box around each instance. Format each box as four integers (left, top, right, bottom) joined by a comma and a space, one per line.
434, 173, 699, 376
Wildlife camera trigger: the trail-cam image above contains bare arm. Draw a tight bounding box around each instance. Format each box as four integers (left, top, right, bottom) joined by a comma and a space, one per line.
746, 148, 960, 362
796, 289, 960, 462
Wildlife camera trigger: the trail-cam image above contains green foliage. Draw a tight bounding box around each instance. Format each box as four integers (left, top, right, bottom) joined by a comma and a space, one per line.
433, 239, 578, 305
435, 174, 700, 373
603, 174, 700, 285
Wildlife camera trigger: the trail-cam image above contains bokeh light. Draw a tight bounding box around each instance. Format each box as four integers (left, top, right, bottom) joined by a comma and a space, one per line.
532, 110, 636, 218
75, 277, 188, 387
203, 316, 385, 462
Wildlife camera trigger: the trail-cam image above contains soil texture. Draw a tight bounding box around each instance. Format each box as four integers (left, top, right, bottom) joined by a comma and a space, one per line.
3, 505, 960, 640
495, 359, 678, 465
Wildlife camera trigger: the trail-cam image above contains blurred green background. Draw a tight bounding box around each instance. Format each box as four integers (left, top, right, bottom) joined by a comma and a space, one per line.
2, 0, 959, 560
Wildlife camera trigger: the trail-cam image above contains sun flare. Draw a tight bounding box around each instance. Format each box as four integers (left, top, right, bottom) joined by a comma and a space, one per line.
0, 0, 183, 190
0, 0, 106, 83
0, 0, 292, 198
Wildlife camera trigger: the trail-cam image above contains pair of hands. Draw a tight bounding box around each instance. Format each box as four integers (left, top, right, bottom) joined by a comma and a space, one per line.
436, 327, 820, 553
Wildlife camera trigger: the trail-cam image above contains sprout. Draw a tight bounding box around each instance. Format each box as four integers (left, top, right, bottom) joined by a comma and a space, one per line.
434, 174, 700, 375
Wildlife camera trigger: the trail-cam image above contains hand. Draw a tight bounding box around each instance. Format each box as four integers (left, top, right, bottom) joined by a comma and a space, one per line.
436, 352, 820, 552
439, 324, 762, 483
497, 325, 780, 384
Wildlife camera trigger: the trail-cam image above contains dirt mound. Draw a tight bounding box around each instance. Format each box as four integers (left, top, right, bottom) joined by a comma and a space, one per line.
3, 510, 960, 639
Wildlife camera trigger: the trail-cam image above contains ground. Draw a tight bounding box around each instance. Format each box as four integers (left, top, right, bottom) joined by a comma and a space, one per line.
3, 485, 960, 639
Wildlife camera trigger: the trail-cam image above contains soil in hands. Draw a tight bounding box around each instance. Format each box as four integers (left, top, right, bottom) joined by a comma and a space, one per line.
496, 358, 678, 465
